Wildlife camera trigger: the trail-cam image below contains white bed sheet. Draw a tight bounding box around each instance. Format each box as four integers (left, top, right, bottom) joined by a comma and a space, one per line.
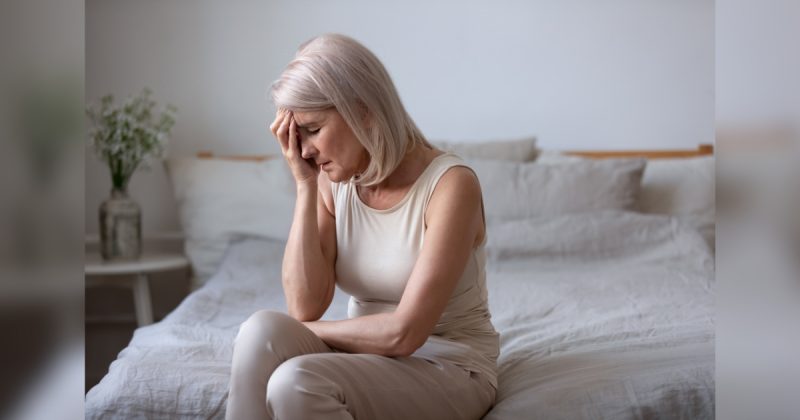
85, 211, 714, 419
484, 213, 714, 419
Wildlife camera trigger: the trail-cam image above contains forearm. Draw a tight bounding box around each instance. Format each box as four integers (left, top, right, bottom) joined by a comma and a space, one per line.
303, 313, 425, 357
282, 182, 333, 320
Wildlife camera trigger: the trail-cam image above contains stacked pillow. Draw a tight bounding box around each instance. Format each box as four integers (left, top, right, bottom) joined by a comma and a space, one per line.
534, 149, 716, 249
638, 156, 715, 217
536, 150, 715, 218
466, 157, 646, 223
429, 141, 654, 226
637, 156, 716, 248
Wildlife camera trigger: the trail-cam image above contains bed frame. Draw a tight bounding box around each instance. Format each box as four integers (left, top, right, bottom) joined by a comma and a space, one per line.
196, 143, 714, 161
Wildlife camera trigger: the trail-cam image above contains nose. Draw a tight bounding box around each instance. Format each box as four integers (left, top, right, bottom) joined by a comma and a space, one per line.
299, 137, 318, 160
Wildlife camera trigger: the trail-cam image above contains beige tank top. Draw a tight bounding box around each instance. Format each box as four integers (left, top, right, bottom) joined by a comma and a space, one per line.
330, 152, 500, 388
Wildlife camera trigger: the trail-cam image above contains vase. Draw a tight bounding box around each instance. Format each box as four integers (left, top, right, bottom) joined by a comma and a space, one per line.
99, 187, 142, 260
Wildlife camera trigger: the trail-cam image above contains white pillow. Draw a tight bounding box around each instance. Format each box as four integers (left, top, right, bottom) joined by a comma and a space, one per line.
466, 157, 646, 223
535, 151, 716, 250
431, 137, 538, 162
640, 156, 716, 251
486, 211, 712, 264
639, 156, 715, 216
165, 157, 295, 287
537, 152, 716, 216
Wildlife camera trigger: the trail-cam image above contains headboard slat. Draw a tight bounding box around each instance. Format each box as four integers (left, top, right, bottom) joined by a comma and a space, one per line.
196, 151, 274, 161
195, 144, 714, 161
564, 143, 713, 160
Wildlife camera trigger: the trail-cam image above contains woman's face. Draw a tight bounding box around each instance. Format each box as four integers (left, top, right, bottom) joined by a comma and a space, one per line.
292, 109, 369, 183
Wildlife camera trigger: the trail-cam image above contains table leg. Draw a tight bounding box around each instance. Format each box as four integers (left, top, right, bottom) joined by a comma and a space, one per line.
133, 273, 154, 326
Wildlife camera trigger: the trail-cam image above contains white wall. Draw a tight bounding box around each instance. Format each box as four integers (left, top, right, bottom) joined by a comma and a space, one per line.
85, 0, 714, 236
716, 0, 800, 126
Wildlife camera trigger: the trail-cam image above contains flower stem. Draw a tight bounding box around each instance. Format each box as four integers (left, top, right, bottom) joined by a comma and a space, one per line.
109, 157, 127, 190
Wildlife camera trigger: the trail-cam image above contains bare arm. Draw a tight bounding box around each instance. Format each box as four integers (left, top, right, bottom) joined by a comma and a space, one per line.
271, 110, 337, 321
303, 167, 484, 356
281, 182, 336, 321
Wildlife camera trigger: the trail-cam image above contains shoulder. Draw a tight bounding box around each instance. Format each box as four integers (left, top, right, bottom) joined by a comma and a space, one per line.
427, 165, 482, 219
434, 165, 481, 198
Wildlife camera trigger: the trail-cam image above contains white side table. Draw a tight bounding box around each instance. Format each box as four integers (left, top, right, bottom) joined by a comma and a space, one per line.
85, 253, 190, 326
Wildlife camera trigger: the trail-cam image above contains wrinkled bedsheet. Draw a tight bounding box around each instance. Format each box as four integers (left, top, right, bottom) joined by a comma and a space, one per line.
85, 211, 715, 419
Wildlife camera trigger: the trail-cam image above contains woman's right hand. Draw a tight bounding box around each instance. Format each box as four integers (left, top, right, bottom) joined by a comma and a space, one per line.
270, 109, 320, 186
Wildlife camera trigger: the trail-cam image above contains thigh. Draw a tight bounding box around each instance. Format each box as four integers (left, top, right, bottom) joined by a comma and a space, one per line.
274, 351, 495, 420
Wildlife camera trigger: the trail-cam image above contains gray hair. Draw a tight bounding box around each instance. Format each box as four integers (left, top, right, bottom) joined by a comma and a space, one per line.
270, 33, 430, 186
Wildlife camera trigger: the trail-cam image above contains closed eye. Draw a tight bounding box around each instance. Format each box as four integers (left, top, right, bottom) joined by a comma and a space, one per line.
307, 128, 320, 134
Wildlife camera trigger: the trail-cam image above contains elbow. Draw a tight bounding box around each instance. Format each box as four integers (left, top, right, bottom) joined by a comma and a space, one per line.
390, 344, 417, 358
287, 304, 323, 322
283, 276, 334, 323
288, 311, 319, 323
386, 322, 426, 357
286, 292, 327, 322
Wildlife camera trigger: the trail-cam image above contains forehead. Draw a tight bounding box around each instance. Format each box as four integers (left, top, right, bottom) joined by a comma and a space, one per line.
293, 110, 329, 125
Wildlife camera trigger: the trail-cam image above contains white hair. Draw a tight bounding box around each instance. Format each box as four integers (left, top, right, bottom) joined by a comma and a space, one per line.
270, 33, 430, 186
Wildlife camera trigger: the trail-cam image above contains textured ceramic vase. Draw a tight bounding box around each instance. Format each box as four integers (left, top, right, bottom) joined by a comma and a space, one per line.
99, 187, 142, 260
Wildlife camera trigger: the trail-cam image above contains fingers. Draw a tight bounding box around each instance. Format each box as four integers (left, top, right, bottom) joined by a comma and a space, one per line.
287, 116, 299, 156
275, 111, 291, 153
269, 108, 286, 137
270, 109, 289, 152
270, 110, 307, 168
274, 111, 303, 164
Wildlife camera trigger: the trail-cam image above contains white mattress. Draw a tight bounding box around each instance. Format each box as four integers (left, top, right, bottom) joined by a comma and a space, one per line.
85, 210, 715, 419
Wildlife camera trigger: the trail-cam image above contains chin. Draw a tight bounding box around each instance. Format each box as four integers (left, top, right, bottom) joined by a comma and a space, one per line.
324, 170, 342, 183
326, 168, 355, 184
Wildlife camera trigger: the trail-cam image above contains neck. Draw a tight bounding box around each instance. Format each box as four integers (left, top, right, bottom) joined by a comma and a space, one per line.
363, 143, 433, 193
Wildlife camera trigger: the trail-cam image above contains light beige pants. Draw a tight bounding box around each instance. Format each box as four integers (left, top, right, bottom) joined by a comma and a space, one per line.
224, 310, 495, 420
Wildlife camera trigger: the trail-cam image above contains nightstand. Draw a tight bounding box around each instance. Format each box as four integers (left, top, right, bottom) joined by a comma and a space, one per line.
85, 253, 190, 326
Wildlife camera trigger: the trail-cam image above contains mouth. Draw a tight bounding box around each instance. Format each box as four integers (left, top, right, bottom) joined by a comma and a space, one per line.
319, 161, 331, 170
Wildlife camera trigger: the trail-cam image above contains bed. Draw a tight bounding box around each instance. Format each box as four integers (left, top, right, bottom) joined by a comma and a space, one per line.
85, 141, 715, 419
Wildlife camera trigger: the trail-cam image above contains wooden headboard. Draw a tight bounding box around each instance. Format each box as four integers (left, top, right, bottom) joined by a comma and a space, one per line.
196, 150, 273, 161
196, 143, 714, 161
564, 143, 713, 159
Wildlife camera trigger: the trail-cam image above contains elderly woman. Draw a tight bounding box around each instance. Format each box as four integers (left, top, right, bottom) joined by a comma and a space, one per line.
225, 33, 498, 420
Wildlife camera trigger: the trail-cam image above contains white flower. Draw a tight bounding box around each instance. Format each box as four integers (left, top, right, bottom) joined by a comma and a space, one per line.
86, 88, 176, 188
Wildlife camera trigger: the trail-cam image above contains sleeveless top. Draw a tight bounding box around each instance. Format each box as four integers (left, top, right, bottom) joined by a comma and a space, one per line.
330, 152, 500, 389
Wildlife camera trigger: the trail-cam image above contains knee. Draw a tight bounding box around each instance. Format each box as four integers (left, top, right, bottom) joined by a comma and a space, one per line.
266, 357, 301, 403
267, 356, 315, 397
234, 310, 297, 346
242, 309, 296, 330
266, 355, 342, 409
